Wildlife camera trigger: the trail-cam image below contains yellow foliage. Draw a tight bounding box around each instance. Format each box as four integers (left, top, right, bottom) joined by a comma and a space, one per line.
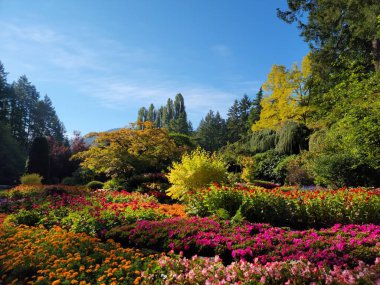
71, 122, 179, 178
166, 148, 228, 200
252, 54, 311, 131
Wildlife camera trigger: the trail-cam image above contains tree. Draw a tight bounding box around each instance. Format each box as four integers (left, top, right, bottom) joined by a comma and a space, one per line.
252, 55, 311, 131
146, 103, 156, 122
0, 61, 10, 123
226, 95, 252, 143
226, 99, 240, 143
137, 93, 191, 134
247, 87, 263, 128
308, 72, 380, 187
196, 110, 228, 152
278, 0, 380, 79
71, 122, 179, 179
0, 122, 25, 184
137, 107, 147, 129
25, 136, 50, 182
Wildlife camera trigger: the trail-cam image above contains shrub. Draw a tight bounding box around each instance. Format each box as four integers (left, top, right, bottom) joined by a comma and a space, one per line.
103, 179, 125, 190
166, 148, 228, 200
202, 184, 244, 218
20, 173, 43, 185
250, 150, 287, 183
86, 180, 104, 190
275, 154, 314, 186
61, 176, 77, 186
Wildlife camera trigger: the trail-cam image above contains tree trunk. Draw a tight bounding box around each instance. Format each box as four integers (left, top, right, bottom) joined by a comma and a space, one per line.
372, 39, 380, 71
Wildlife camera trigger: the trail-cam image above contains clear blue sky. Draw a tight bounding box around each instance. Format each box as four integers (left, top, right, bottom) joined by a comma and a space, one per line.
0, 0, 309, 135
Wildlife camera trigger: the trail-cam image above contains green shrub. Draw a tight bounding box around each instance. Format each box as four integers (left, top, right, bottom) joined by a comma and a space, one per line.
275, 154, 314, 186
166, 148, 228, 200
61, 177, 78, 186
20, 173, 43, 185
248, 150, 287, 183
202, 185, 244, 218
61, 210, 97, 236
103, 179, 125, 190
7, 209, 42, 226
86, 180, 104, 190
311, 152, 379, 188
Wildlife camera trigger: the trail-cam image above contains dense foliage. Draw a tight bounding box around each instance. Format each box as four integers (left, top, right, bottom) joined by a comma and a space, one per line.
166, 148, 228, 200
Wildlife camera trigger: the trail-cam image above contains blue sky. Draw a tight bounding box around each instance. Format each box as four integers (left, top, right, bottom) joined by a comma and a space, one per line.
0, 0, 309, 135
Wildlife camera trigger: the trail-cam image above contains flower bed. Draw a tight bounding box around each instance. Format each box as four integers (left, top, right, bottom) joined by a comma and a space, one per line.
109, 217, 380, 268
4, 189, 187, 237
141, 254, 380, 285
189, 184, 380, 228
0, 225, 156, 285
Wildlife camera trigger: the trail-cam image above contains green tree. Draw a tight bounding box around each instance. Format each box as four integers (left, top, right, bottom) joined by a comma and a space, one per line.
0, 122, 26, 184
25, 136, 50, 182
278, 0, 380, 82
196, 110, 228, 152
226, 95, 252, 143
146, 103, 156, 122
246, 87, 263, 129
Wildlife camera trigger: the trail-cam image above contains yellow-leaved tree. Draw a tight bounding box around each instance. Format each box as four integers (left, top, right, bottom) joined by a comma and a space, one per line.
252, 55, 311, 131
166, 148, 228, 200
71, 122, 179, 179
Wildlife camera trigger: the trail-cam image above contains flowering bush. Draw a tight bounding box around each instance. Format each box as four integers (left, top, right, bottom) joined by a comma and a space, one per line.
0, 225, 156, 285
142, 253, 380, 285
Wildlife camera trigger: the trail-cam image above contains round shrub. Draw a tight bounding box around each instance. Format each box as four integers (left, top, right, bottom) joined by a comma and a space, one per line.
20, 173, 43, 185
166, 148, 228, 200
61, 176, 77, 186
86, 180, 104, 190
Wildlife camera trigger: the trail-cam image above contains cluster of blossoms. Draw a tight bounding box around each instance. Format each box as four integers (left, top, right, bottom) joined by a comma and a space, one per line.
4, 189, 187, 237
124, 217, 380, 268
141, 254, 380, 285
0, 225, 156, 285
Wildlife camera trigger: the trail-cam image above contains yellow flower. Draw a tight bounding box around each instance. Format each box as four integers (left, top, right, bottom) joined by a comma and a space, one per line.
134, 277, 141, 285
52, 280, 61, 285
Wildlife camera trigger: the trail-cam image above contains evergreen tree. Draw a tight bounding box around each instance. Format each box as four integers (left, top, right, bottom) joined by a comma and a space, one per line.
154, 106, 164, 128
0, 61, 9, 123
226, 99, 240, 143
226, 95, 252, 143
25, 136, 50, 182
166, 98, 174, 123
196, 110, 228, 152
146, 103, 156, 122
247, 87, 263, 128
0, 122, 25, 184
173, 93, 185, 119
